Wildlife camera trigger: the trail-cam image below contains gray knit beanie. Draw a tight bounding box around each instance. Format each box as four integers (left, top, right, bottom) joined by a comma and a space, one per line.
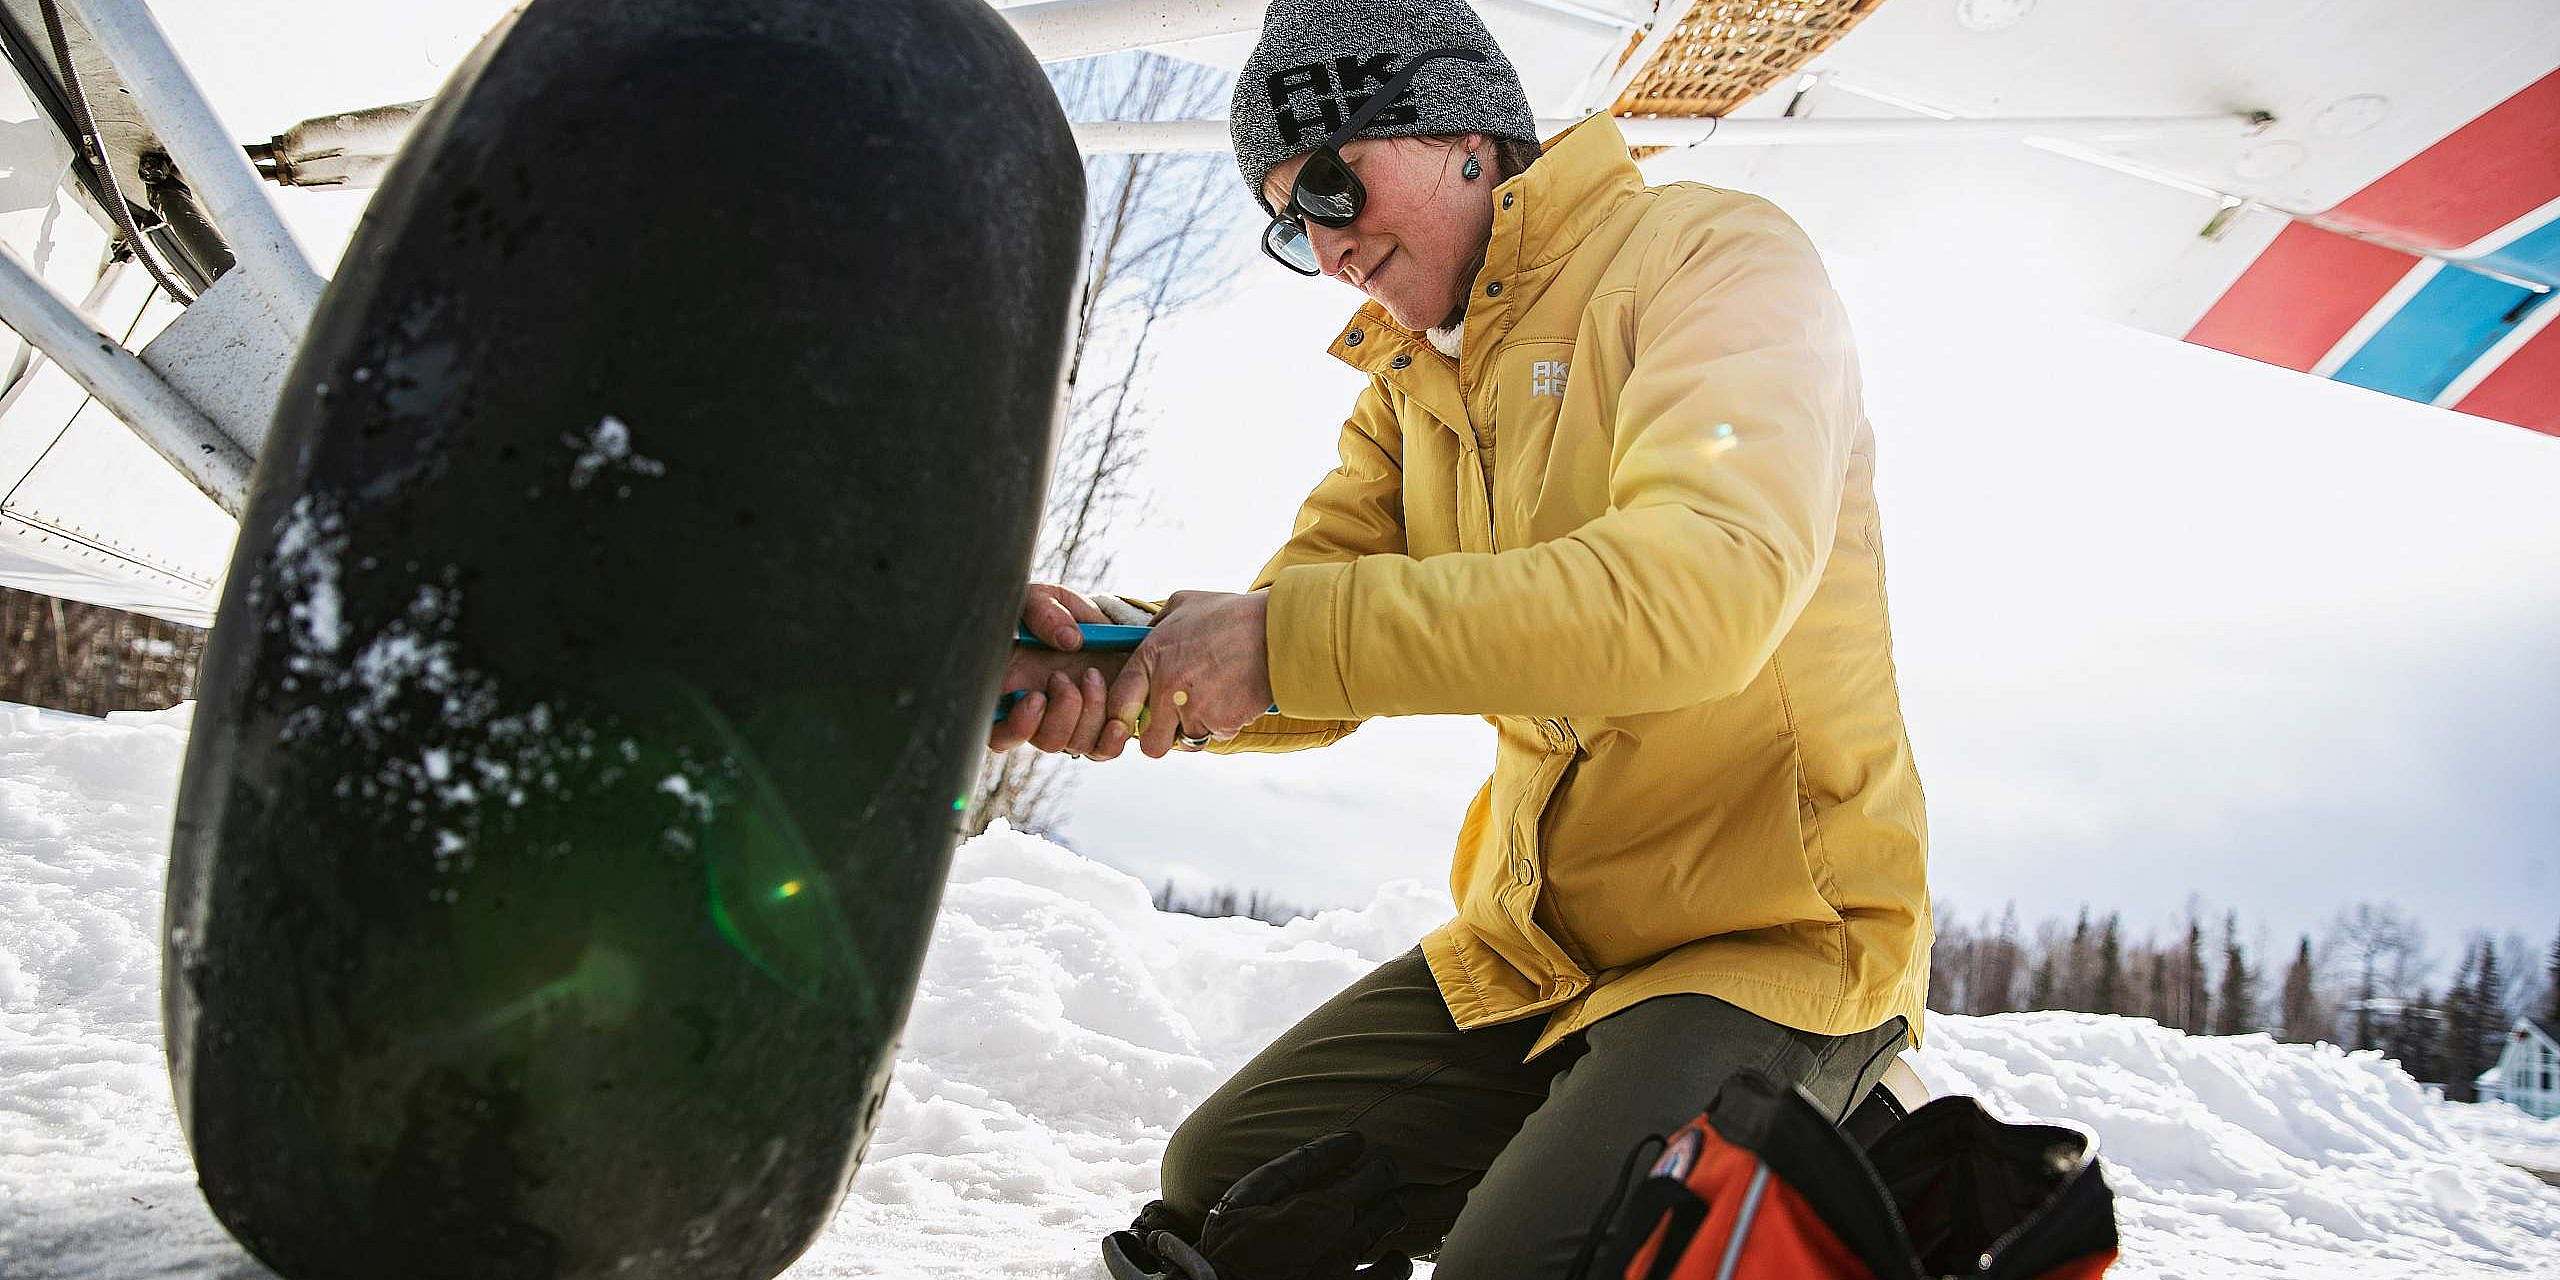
1229, 0, 1539, 209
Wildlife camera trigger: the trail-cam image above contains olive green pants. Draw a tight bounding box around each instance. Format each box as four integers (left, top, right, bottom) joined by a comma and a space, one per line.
1154, 946, 1910, 1279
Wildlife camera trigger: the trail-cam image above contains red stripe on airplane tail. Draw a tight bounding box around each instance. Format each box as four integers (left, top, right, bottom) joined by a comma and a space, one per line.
2184, 222, 2416, 371
2450, 321, 2560, 437
2323, 68, 2560, 251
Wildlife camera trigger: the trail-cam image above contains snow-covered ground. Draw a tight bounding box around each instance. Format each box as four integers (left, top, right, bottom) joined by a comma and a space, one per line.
2434, 1098, 2560, 1182
4, 704, 2556, 1278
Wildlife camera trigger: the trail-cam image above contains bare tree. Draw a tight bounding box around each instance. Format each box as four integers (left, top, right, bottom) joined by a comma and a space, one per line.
1983, 902, 2024, 1014
970, 52, 1241, 836
1153, 878, 1309, 925
2486, 929, 2543, 1023
2330, 902, 2424, 1050
1884, 895, 2525, 1050
2061, 905, 2093, 1010
2025, 919, 2066, 1011
1927, 897, 1964, 1013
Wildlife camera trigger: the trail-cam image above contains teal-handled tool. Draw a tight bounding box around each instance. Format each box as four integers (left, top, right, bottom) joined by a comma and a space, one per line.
1021, 622, 1154, 650
991, 623, 1277, 725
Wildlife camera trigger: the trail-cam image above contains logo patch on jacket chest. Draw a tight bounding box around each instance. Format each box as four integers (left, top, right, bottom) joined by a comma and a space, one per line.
1530, 359, 1569, 399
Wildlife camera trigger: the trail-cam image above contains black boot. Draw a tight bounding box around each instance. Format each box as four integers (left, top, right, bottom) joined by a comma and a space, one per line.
1102, 1200, 1217, 1280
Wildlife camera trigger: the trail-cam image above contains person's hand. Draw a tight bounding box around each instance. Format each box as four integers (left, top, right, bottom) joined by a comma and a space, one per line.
989, 585, 1134, 759
1017, 582, 1102, 651
1108, 589, 1274, 758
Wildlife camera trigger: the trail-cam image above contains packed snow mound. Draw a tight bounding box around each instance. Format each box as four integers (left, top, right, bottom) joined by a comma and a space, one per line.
1910, 1013, 2560, 1277
3, 705, 2556, 1278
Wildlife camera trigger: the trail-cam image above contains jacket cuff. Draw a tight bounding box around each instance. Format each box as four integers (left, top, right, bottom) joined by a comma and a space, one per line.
1266, 561, 1356, 720
1096, 594, 1158, 625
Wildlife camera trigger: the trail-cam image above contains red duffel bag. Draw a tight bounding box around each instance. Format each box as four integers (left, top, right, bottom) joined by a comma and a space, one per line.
1569, 1068, 2118, 1280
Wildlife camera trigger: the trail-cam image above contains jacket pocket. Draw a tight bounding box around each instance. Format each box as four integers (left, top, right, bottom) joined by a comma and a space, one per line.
1790, 739, 1847, 926
1495, 731, 1593, 997
1536, 724, 1841, 972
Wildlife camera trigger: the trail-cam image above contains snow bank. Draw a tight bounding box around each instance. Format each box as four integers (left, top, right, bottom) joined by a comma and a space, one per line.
0, 704, 1448, 1278
2, 705, 2555, 1277
1910, 1013, 2560, 1277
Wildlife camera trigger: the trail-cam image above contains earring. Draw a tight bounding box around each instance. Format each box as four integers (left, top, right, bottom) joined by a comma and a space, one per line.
1461, 152, 1482, 180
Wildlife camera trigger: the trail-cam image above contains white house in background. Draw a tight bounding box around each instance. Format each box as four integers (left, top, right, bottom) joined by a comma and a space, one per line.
2476, 1017, 2560, 1120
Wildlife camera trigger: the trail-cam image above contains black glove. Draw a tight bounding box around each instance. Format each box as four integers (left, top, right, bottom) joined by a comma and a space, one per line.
1196, 1131, 1411, 1280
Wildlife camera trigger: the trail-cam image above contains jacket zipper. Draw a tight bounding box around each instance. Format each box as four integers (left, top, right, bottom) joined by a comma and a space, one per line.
1478, 375, 1499, 553
1440, 340, 1590, 992
1410, 337, 1498, 555
1472, 373, 1581, 755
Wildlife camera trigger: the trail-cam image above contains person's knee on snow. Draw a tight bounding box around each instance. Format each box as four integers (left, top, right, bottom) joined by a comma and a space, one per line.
1131, 1129, 1415, 1278
1154, 1107, 1487, 1264
1153, 1099, 1241, 1237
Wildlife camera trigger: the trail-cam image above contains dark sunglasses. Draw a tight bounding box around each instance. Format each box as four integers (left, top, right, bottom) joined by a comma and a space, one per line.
1260, 47, 1488, 276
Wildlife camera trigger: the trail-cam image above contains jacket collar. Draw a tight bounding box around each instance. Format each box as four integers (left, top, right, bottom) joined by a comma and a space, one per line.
1492, 110, 1648, 276
1323, 111, 1645, 384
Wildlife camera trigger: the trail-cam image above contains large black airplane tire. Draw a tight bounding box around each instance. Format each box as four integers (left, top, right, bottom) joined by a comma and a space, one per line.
162, 1, 1082, 1275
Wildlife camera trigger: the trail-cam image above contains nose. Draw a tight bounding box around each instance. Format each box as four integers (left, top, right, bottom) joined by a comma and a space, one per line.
1309, 221, 1362, 283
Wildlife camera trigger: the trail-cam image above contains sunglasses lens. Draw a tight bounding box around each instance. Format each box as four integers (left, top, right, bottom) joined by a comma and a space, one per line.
1293, 150, 1361, 227
1264, 218, 1319, 274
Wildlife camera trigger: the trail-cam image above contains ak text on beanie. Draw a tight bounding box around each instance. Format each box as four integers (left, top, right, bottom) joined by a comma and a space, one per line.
1227, 0, 1539, 205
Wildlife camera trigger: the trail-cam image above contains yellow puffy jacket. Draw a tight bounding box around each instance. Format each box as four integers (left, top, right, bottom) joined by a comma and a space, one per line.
1216, 111, 1931, 1061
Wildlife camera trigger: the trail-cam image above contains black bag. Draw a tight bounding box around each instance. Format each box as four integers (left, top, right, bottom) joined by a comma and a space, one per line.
1573, 1070, 2119, 1280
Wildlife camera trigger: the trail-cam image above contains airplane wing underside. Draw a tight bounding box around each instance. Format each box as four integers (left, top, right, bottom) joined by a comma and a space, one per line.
0, 0, 2550, 625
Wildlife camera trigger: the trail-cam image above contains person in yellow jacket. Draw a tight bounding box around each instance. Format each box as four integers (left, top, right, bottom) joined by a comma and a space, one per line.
990, 2, 1929, 1276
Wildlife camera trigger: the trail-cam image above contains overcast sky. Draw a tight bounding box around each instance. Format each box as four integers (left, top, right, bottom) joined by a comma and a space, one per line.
172, 2, 2560, 968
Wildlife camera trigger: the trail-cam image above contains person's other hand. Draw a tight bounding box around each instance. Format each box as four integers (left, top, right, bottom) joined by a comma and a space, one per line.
989, 585, 1128, 758
1108, 589, 1273, 758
